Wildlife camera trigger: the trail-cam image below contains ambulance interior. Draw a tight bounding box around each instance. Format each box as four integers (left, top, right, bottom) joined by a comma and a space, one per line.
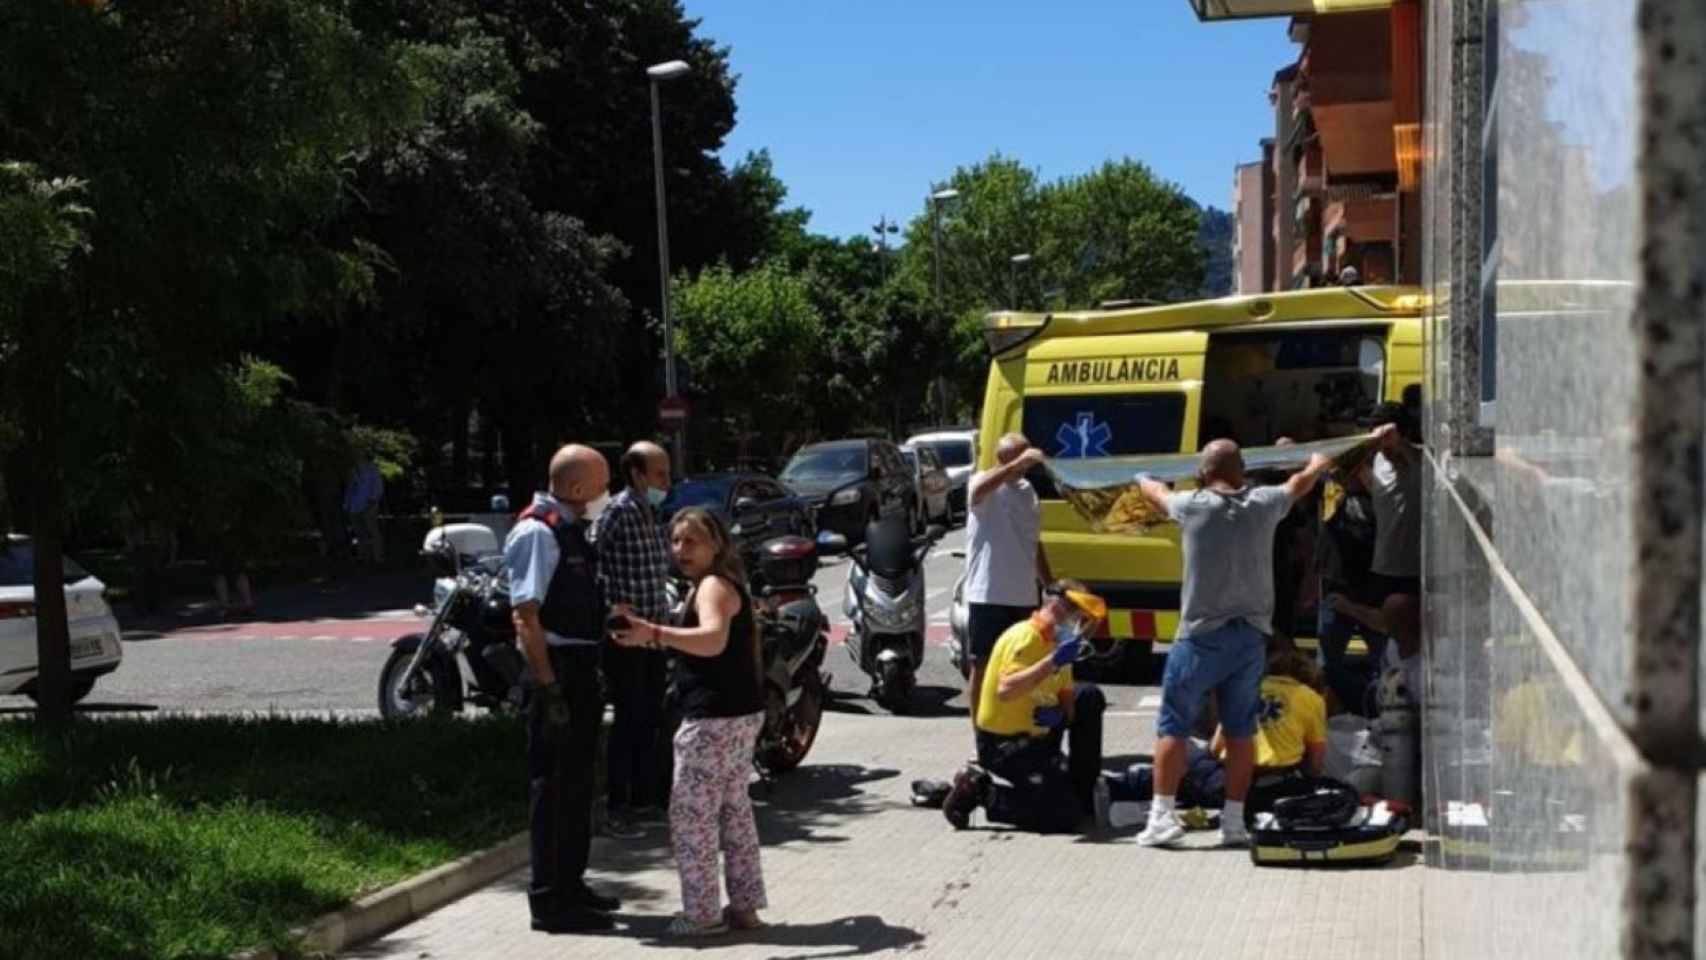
1198, 329, 1388, 451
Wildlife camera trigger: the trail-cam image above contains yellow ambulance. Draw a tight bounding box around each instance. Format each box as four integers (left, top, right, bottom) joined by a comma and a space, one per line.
971, 286, 1424, 662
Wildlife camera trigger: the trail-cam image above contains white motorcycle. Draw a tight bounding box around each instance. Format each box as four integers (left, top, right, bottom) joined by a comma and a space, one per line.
842, 518, 947, 713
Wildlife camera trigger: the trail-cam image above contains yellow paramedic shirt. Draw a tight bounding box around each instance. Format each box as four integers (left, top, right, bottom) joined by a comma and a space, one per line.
976, 617, 1073, 737
1250, 675, 1327, 769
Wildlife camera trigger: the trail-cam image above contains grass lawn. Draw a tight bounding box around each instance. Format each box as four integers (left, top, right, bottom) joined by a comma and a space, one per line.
0, 714, 536, 960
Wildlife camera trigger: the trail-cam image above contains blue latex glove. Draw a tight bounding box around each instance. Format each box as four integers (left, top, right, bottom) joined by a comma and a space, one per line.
1050, 622, 1083, 668
1033, 705, 1066, 730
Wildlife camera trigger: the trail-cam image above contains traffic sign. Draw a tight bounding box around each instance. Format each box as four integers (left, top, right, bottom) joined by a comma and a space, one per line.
658, 396, 689, 425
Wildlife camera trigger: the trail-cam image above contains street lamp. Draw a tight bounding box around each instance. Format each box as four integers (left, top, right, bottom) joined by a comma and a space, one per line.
927, 188, 961, 425
871, 214, 899, 282
929, 188, 960, 303
1009, 253, 1033, 309
648, 58, 690, 473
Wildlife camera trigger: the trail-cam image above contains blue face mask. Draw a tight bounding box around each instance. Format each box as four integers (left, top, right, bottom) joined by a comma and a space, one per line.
645, 486, 668, 508
1056, 619, 1083, 646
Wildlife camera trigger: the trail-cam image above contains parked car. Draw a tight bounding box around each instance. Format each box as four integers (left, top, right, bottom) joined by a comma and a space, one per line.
779, 439, 913, 542
905, 428, 978, 520
900, 444, 953, 527
0, 536, 123, 704
660, 473, 816, 555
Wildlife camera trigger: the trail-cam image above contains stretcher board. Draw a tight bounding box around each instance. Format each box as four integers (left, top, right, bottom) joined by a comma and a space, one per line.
1046, 433, 1385, 536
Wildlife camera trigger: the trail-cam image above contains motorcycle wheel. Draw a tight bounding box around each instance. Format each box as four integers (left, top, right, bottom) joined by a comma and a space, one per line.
757, 679, 825, 774
877, 660, 914, 715
378, 647, 460, 719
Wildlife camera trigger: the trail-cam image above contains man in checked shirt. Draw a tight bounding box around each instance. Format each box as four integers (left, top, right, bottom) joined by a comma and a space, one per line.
591, 440, 674, 840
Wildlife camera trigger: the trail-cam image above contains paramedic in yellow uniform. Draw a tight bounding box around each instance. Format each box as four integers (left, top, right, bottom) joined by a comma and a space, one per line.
1211, 643, 1329, 817
942, 582, 1109, 834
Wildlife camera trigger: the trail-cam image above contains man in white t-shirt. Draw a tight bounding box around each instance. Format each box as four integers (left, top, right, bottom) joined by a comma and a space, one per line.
962, 433, 1053, 734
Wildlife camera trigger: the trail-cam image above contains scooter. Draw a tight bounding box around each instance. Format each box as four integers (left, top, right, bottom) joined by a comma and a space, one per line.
843, 518, 947, 713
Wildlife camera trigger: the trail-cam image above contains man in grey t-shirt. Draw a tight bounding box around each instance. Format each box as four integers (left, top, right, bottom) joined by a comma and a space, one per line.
1130, 440, 1331, 848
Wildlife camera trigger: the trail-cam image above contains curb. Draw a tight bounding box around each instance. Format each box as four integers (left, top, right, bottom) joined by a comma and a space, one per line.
232, 830, 530, 960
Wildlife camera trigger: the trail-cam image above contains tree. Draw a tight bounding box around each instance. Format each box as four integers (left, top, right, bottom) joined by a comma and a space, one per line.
0, 163, 91, 725
1197, 205, 1236, 297
672, 262, 824, 463
0, 0, 419, 720
888, 155, 1207, 421
1035, 160, 1206, 307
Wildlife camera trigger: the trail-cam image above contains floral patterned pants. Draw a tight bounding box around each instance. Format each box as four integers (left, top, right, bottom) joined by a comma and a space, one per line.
671, 711, 767, 923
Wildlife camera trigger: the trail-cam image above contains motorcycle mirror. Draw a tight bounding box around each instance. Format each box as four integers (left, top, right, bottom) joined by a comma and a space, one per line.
815, 530, 849, 556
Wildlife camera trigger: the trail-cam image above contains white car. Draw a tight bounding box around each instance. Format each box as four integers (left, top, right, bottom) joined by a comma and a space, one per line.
905, 429, 978, 521
0, 536, 124, 703
899, 444, 954, 528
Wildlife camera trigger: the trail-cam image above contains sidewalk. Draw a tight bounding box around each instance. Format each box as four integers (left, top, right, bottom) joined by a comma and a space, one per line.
350, 703, 1425, 959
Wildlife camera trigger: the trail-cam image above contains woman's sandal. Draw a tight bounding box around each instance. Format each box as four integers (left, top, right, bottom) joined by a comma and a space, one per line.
724, 906, 767, 931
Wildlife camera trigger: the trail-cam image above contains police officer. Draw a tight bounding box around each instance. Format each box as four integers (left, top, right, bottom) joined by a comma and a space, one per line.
504, 444, 620, 934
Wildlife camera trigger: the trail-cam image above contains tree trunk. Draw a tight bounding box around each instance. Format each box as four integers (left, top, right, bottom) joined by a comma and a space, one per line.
450, 398, 470, 490
22, 313, 71, 726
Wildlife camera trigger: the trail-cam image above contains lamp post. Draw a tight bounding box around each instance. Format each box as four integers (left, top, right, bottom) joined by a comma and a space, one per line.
928, 188, 960, 424
648, 58, 691, 473
1009, 253, 1033, 309
929, 188, 960, 302
871, 214, 898, 282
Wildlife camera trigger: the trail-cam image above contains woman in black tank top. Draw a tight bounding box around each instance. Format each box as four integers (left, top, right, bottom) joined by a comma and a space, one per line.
610, 507, 768, 936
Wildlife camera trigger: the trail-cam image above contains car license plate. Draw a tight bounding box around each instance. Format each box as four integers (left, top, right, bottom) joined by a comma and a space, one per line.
70, 636, 105, 661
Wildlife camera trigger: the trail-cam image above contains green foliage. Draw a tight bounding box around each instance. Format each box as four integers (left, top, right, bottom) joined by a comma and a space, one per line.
0, 714, 533, 960
1197, 205, 1236, 297
903, 155, 1204, 317
0, 163, 91, 314
674, 261, 824, 451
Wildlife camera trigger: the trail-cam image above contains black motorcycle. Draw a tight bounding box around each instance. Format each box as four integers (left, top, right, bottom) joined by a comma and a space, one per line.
378, 526, 527, 718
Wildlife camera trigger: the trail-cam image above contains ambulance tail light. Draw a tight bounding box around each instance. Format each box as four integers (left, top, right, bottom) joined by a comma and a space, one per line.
982, 311, 1050, 356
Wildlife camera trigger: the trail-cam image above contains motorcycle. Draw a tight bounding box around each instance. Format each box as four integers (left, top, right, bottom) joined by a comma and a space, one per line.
662, 528, 846, 775
378, 523, 528, 718
843, 518, 948, 713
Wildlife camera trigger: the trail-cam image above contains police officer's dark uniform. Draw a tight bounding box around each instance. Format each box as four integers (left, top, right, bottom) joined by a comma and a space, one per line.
505, 494, 617, 932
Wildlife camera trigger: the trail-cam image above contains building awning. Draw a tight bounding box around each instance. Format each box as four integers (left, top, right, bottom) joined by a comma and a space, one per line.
1188, 0, 1391, 20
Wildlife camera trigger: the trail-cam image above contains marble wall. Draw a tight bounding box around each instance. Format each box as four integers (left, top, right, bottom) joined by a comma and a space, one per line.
1418, 0, 1704, 955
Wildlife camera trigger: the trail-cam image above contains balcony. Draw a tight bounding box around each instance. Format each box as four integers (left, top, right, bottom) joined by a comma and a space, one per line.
1323, 196, 1395, 244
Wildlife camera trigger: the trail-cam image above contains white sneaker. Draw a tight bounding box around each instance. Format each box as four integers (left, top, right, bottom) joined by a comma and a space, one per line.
1220, 818, 1251, 848
1136, 810, 1185, 848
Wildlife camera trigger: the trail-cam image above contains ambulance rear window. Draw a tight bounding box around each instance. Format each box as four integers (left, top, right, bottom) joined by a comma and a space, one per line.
1020, 394, 1187, 499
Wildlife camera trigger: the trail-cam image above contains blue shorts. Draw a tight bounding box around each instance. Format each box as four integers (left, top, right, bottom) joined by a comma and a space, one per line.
1157, 620, 1267, 739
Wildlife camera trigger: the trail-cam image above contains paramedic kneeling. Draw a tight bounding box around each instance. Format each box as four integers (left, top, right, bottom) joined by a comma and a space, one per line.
943, 582, 1109, 834
1132, 441, 1331, 849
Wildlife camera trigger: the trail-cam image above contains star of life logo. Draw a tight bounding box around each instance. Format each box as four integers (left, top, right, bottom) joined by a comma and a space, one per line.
1053, 411, 1112, 459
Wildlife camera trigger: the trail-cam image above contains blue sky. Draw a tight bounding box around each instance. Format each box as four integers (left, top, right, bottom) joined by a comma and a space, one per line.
681, 1, 1299, 242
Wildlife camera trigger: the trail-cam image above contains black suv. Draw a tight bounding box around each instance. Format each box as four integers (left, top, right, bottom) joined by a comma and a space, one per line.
779, 438, 914, 542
